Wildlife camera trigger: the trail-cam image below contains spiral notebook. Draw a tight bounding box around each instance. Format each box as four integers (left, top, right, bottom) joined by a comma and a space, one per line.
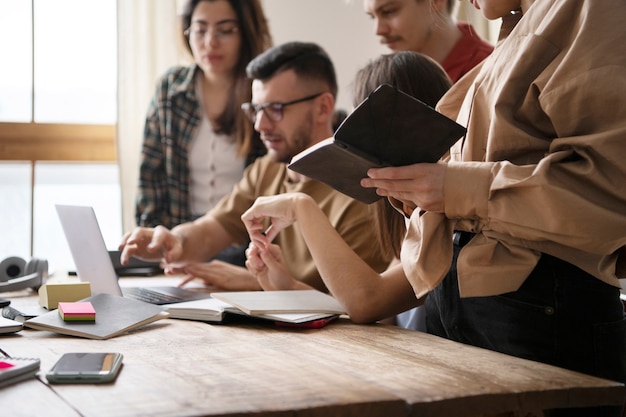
0, 357, 40, 388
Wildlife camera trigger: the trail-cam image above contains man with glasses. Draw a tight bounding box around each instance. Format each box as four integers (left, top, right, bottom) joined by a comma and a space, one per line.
120, 42, 392, 292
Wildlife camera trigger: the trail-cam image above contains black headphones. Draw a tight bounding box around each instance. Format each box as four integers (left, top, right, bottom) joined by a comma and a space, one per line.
0, 256, 49, 293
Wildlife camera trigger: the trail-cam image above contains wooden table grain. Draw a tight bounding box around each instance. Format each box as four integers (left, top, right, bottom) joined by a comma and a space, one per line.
1, 293, 624, 417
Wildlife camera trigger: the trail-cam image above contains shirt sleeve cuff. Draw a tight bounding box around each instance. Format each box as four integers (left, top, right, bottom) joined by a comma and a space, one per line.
444, 161, 492, 221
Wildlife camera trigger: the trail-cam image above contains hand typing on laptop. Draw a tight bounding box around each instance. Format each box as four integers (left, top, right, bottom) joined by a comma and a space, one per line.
119, 226, 185, 271
56, 205, 210, 305
118, 219, 263, 291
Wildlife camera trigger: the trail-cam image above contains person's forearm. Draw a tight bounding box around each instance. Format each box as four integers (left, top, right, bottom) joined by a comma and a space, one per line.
293, 196, 414, 322
171, 215, 232, 262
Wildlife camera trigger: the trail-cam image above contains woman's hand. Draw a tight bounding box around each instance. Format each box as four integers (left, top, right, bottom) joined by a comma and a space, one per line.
361, 162, 447, 212
245, 242, 309, 291
241, 192, 312, 244
177, 261, 262, 291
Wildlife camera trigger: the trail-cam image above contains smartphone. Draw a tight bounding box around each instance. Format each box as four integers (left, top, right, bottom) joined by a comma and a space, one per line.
46, 352, 123, 384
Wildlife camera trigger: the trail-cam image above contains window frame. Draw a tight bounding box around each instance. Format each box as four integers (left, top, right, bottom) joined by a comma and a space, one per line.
0, 0, 116, 163
0, 123, 115, 161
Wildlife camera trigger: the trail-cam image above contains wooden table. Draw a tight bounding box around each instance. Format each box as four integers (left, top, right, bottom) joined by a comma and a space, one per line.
1, 291, 624, 417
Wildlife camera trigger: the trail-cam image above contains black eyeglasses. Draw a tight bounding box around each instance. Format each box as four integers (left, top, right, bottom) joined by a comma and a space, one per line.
241, 92, 324, 124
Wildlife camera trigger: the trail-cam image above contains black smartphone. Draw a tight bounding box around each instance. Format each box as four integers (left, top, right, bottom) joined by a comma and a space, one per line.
46, 352, 123, 384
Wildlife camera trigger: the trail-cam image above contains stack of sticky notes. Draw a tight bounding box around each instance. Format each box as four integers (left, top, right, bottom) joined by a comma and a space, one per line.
39, 282, 91, 309
58, 301, 96, 322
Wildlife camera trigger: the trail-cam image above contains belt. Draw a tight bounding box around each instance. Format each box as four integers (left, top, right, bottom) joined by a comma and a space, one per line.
453, 231, 475, 247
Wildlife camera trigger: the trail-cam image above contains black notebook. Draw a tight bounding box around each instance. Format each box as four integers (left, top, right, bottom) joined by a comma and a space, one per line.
288, 84, 466, 204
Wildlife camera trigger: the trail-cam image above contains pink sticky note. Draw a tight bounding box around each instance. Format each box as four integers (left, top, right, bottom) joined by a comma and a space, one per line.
58, 301, 96, 321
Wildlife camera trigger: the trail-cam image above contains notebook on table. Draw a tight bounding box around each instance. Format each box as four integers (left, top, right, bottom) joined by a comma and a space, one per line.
0, 315, 23, 334
164, 290, 346, 325
55, 204, 210, 305
0, 356, 40, 387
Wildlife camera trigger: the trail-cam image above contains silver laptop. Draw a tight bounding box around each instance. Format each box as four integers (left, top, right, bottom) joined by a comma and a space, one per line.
55, 204, 209, 305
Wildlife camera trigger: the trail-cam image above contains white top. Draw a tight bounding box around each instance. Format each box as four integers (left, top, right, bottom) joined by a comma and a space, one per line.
189, 76, 245, 216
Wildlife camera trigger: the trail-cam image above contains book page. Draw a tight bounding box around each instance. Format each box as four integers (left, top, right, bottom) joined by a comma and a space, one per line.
211, 290, 346, 315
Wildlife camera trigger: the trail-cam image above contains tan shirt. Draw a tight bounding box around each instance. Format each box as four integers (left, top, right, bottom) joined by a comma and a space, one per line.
402, 0, 626, 298
210, 155, 391, 292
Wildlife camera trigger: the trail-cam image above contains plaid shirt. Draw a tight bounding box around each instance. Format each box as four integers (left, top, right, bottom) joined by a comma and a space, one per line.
136, 65, 263, 228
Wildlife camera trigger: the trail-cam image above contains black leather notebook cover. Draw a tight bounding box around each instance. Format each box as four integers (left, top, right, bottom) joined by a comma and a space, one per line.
288, 84, 466, 203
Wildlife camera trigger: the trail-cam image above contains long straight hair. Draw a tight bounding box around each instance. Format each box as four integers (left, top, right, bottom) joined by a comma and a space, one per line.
352, 51, 452, 259
180, 0, 273, 158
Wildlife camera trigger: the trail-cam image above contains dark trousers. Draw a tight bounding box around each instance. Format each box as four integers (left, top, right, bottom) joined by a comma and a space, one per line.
425, 244, 626, 417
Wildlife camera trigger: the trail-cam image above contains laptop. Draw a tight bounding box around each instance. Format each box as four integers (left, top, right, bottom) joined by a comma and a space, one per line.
55, 204, 210, 305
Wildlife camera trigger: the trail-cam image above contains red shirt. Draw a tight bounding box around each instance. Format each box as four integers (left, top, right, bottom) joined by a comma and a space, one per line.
442, 23, 494, 83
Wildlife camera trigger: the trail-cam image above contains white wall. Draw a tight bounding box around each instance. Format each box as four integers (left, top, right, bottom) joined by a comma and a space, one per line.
259, 1, 498, 111
261, 0, 387, 111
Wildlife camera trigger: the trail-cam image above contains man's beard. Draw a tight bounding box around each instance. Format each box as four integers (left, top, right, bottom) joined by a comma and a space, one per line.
274, 112, 314, 164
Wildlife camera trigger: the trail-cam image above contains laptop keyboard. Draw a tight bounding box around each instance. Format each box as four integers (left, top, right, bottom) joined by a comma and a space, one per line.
122, 287, 184, 304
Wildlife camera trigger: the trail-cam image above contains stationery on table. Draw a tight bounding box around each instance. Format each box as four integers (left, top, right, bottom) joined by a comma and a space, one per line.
164, 290, 346, 325
24, 293, 168, 340
288, 83, 466, 204
0, 357, 40, 388
2, 304, 46, 323
0, 315, 24, 334
0, 298, 23, 333
58, 301, 96, 321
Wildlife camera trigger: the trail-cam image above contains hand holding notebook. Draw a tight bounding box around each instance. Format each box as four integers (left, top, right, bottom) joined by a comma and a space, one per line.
288, 84, 466, 203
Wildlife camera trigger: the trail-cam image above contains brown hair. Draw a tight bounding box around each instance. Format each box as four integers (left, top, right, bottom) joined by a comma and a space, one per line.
415, 0, 459, 18
352, 51, 452, 258
418, 0, 457, 16
445, 0, 457, 15
246, 41, 338, 100
180, 0, 272, 159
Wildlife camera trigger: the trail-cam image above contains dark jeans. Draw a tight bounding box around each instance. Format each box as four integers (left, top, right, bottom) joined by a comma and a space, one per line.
425, 245, 626, 417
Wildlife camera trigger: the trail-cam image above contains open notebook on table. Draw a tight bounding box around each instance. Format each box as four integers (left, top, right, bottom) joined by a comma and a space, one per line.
164, 290, 347, 325
55, 205, 209, 305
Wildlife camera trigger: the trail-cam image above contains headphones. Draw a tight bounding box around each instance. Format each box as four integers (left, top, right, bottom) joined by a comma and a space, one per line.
0, 256, 49, 293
